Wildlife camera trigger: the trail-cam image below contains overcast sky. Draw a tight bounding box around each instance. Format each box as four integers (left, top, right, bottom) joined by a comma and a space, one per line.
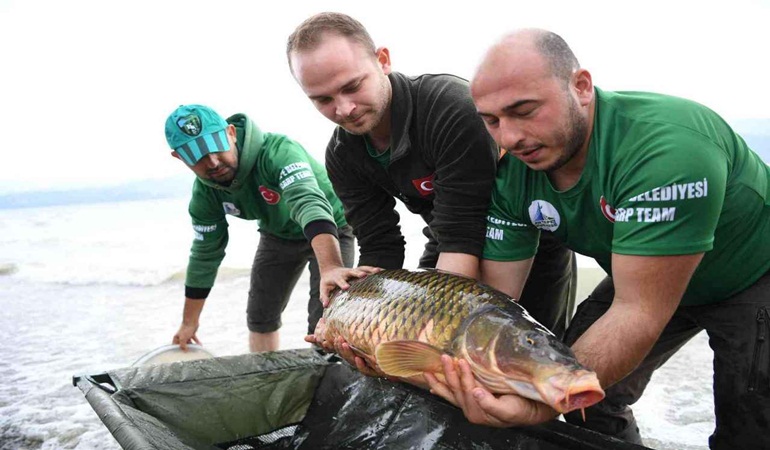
1, 0, 768, 193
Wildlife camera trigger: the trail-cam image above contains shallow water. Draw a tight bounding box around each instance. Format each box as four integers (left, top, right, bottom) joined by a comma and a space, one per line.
0, 199, 715, 449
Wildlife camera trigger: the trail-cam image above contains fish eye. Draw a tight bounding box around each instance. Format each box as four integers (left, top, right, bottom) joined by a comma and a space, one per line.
520, 331, 540, 347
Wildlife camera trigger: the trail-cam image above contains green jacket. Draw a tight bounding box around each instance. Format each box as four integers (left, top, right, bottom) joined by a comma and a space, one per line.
185, 113, 347, 293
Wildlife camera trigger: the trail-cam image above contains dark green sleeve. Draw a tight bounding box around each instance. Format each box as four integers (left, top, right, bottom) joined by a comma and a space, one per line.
185, 182, 229, 290
268, 139, 337, 240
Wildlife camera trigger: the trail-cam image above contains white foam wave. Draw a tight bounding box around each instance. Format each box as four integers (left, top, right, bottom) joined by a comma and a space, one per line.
9, 264, 252, 287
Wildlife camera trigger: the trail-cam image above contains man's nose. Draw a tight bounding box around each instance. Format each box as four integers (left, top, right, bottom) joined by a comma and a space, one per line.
201, 154, 219, 168
335, 96, 356, 118
499, 118, 526, 150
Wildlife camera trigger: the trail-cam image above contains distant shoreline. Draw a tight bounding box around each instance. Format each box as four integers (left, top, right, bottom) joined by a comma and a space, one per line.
1, 127, 767, 210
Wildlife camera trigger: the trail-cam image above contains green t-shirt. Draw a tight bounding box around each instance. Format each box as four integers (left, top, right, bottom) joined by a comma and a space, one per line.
483, 88, 770, 305
364, 136, 391, 167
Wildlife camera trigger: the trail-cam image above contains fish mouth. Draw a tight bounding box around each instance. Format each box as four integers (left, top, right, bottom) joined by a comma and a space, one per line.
557, 386, 605, 413
544, 371, 605, 414
467, 363, 604, 414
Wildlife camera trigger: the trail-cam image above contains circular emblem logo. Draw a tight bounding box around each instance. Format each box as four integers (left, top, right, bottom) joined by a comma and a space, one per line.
259, 186, 281, 205
528, 200, 561, 231
177, 114, 202, 136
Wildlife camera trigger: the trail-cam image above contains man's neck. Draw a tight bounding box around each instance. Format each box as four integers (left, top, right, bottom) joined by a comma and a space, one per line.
548, 151, 587, 192
367, 134, 390, 154
367, 105, 392, 153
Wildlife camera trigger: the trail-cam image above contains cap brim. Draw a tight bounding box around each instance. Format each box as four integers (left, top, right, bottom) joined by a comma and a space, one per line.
175, 129, 231, 165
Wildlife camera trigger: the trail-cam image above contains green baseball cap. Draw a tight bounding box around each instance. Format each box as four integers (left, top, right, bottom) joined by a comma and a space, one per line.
165, 104, 231, 165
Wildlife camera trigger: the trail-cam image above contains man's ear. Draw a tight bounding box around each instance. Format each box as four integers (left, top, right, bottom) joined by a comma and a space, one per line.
225, 124, 237, 141
171, 150, 182, 161
573, 68, 594, 107
376, 46, 392, 75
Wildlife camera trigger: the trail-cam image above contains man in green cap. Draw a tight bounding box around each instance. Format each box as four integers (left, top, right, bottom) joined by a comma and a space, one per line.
165, 104, 375, 352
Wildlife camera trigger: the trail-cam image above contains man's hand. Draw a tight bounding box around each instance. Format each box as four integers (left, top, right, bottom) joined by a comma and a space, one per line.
424, 354, 558, 427
333, 336, 387, 377
174, 298, 205, 351
304, 331, 386, 378
172, 322, 201, 351
320, 265, 382, 306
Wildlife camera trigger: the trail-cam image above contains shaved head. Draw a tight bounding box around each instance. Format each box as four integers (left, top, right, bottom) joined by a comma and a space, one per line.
473, 29, 579, 95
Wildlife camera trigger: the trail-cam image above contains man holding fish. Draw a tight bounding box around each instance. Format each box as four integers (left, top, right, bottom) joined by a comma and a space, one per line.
425, 29, 770, 450
286, 12, 577, 341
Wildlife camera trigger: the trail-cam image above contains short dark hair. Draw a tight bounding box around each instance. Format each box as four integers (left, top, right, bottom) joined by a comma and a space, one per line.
533, 31, 580, 84
287, 12, 376, 70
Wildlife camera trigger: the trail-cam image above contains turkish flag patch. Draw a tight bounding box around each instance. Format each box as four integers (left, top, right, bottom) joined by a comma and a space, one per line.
259, 186, 281, 205
600, 195, 616, 223
411, 174, 435, 197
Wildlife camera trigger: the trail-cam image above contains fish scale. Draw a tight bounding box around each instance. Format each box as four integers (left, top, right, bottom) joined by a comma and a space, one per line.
323, 269, 496, 353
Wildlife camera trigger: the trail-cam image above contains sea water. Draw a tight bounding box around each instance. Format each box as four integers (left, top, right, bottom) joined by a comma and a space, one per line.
0, 197, 714, 450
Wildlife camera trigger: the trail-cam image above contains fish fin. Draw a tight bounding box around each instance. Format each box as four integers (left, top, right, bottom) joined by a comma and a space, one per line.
347, 344, 377, 368
375, 340, 445, 378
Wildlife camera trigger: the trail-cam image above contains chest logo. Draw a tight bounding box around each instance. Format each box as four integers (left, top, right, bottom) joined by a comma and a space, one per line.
259, 186, 281, 205
600, 196, 616, 223
528, 200, 560, 232
411, 173, 435, 197
222, 202, 241, 216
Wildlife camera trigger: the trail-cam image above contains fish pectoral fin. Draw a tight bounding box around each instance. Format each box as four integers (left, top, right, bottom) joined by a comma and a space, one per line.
375, 340, 445, 378
347, 344, 378, 368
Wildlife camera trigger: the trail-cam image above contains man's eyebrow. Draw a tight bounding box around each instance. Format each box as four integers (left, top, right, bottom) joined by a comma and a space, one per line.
340, 75, 364, 90
308, 76, 365, 101
502, 99, 537, 113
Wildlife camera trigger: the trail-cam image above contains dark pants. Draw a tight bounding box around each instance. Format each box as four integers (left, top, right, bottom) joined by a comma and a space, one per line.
246, 226, 356, 335
419, 228, 576, 340
563, 272, 770, 450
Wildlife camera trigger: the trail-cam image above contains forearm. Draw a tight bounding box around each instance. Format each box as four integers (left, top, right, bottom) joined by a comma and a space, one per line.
575, 253, 704, 388
311, 233, 345, 271
181, 297, 206, 326
436, 252, 479, 279
479, 258, 533, 299
571, 299, 666, 388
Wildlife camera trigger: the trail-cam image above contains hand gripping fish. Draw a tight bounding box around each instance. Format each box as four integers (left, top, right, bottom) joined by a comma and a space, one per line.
314, 269, 605, 415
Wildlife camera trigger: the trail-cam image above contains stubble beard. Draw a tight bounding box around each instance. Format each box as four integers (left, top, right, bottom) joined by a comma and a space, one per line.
209, 167, 236, 187
340, 74, 390, 136
544, 97, 588, 174
209, 153, 238, 187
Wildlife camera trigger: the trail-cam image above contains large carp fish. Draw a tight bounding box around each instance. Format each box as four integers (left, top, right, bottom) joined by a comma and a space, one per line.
314, 269, 605, 414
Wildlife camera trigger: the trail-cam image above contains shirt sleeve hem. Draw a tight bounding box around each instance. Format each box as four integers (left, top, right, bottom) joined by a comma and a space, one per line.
481, 251, 536, 262
611, 240, 714, 256
303, 219, 339, 241
185, 286, 212, 299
